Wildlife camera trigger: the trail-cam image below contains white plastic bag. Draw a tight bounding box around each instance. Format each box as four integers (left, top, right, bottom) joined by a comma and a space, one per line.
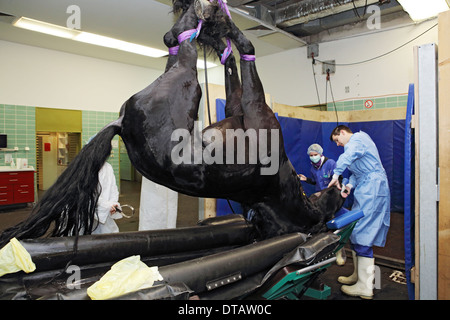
0, 238, 36, 277
87, 255, 163, 300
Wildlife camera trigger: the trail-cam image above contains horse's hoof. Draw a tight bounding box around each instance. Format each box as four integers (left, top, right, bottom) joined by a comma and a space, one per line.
195, 0, 217, 20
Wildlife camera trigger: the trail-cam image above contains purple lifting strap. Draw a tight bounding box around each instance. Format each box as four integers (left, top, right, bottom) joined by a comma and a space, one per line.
220, 38, 232, 65
177, 20, 203, 43
241, 54, 255, 61
213, 0, 232, 19
169, 46, 179, 56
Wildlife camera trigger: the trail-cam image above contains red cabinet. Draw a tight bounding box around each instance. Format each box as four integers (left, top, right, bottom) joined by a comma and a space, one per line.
0, 170, 35, 206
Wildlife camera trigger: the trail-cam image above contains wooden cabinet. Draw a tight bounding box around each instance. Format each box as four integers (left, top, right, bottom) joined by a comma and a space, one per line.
0, 170, 35, 206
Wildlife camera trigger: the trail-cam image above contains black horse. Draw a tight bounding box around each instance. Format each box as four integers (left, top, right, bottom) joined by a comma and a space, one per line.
0, 1, 344, 248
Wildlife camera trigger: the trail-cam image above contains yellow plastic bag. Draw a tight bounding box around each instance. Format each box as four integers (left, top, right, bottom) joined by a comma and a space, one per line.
0, 238, 36, 277
87, 255, 163, 300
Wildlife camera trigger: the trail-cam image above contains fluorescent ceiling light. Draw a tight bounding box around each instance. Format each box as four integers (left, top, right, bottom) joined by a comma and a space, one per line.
398, 0, 449, 21
13, 17, 167, 58
13, 17, 78, 39
73, 31, 167, 57
13, 16, 219, 68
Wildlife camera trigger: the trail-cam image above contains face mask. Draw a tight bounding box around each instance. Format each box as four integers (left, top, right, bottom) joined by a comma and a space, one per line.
310, 155, 321, 163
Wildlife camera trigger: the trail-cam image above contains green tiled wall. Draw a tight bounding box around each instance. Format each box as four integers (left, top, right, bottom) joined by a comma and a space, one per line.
0, 105, 120, 191
0, 104, 36, 169
82, 111, 121, 190
327, 94, 408, 111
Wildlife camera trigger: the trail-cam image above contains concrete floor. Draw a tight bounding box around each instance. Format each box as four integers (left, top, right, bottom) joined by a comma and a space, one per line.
0, 179, 409, 300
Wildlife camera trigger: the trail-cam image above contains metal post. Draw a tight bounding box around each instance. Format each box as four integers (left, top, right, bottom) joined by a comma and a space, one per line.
414, 43, 439, 300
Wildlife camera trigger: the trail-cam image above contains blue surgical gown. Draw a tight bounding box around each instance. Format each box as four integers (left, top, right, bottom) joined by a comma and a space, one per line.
309, 157, 336, 192
333, 131, 390, 247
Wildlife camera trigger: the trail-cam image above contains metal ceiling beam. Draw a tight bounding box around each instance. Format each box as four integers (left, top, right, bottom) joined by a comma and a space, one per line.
228, 6, 309, 45
273, 0, 380, 27
228, 0, 395, 43
283, 0, 404, 37
228, 0, 256, 6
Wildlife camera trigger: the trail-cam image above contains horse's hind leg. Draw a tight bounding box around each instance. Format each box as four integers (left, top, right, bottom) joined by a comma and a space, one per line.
163, 30, 179, 72
161, 1, 205, 73
163, 2, 193, 72
225, 21, 278, 130
221, 42, 243, 118
159, 3, 205, 134
198, 33, 243, 118
170, 4, 203, 70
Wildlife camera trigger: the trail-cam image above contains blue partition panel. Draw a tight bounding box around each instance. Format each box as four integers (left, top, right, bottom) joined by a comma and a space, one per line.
278, 116, 405, 212
214, 98, 406, 214
404, 84, 415, 299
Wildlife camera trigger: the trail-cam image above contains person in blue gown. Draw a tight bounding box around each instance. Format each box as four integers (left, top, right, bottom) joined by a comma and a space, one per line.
298, 143, 348, 265
328, 125, 390, 299
298, 143, 336, 192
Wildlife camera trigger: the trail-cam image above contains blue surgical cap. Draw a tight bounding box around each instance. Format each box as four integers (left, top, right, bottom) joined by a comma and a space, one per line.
307, 143, 323, 155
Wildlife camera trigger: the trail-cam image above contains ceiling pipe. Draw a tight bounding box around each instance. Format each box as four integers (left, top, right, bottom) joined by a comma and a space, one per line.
272, 0, 381, 27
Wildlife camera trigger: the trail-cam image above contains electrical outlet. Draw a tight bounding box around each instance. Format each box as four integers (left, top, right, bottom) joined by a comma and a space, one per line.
322, 60, 336, 74
307, 44, 319, 58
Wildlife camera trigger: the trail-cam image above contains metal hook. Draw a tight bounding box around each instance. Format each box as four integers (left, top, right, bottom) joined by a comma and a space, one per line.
116, 204, 135, 218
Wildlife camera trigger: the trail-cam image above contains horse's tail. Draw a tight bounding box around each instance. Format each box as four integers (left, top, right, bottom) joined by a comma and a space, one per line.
0, 119, 122, 248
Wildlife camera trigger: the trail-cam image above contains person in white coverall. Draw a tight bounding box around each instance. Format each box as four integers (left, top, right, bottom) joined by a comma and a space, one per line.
92, 161, 123, 234
139, 177, 178, 231
87, 135, 122, 234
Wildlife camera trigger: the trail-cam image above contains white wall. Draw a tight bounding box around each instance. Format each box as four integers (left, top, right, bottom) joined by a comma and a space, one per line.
0, 40, 161, 112
0, 17, 439, 111
255, 19, 438, 106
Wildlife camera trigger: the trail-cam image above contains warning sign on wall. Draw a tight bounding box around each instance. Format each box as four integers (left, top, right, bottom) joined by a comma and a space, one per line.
364, 100, 374, 109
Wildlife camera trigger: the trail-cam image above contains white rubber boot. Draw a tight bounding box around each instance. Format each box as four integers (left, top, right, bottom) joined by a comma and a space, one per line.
336, 248, 347, 266
338, 250, 357, 284
341, 256, 375, 299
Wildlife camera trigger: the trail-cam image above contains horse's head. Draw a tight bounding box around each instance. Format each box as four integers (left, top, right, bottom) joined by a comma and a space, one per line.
308, 185, 346, 222
308, 179, 347, 233
247, 160, 346, 239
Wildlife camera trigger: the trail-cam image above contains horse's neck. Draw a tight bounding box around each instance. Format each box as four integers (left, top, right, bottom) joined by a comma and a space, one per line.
275, 160, 315, 215
277, 159, 303, 196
